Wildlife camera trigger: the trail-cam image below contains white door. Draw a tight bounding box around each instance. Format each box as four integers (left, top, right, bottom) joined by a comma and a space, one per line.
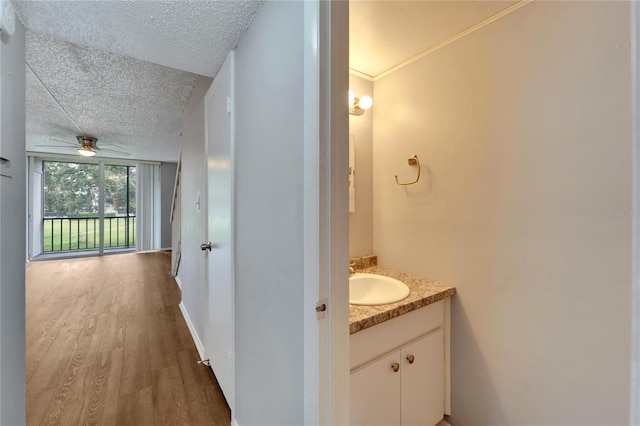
203, 51, 235, 411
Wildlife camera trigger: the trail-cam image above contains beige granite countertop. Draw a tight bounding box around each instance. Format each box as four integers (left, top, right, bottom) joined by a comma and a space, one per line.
349, 260, 456, 335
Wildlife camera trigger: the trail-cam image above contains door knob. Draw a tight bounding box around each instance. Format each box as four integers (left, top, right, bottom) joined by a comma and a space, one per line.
200, 242, 212, 251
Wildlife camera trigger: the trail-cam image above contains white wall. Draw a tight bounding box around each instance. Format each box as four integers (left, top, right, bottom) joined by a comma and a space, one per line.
0, 18, 26, 425
349, 74, 374, 258
160, 162, 177, 249
177, 76, 212, 350
234, 2, 306, 424
372, 2, 632, 425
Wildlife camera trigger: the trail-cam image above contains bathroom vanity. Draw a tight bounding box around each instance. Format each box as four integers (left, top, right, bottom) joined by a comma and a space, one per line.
349, 260, 456, 426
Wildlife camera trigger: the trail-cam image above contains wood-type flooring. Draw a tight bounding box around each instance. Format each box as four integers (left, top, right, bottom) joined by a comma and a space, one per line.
26, 251, 230, 425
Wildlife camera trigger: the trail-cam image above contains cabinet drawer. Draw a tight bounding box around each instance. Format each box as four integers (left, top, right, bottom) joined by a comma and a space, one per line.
351, 300, 444, 369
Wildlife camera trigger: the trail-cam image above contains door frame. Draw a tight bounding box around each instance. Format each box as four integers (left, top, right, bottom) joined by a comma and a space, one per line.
303, 1, 350, 424
631, 1, 640, 422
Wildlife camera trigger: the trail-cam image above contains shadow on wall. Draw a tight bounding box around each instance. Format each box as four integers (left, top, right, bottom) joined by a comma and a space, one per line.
450, 297, 508, 426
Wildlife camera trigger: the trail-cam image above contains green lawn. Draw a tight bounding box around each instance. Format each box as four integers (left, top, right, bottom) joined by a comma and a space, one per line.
43, 217, 136, 252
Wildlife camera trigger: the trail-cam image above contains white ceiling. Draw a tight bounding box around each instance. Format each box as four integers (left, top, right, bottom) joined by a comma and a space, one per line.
25, 32, 199, 162
14, 0, 262, 162
350, 1, 518, 78
14, 1, 262, 77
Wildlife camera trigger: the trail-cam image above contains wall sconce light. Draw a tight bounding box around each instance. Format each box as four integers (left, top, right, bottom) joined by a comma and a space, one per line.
349, 90, 373, 116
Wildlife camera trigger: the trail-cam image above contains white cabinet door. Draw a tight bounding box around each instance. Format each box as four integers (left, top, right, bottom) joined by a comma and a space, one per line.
400, 329, 445, 426
351, 351, 401, 426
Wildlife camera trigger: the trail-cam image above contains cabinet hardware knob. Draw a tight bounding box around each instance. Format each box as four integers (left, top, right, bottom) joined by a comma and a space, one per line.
406, 354, 415, 364
391, 362, 400, 372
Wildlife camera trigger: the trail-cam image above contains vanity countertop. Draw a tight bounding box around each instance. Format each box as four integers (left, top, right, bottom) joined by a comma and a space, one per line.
349, 265, 456, 334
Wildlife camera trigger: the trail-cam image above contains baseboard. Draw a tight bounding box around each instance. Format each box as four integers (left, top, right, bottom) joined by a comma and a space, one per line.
174, 274, 183, 290
179, 301, 205, 361
232, 418, 239, 426
136, 248, 168, 254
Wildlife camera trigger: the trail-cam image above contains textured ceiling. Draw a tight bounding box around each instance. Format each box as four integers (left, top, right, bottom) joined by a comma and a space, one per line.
15, 0, 261, 162
14, 0, 262, 77
26, 31, 198, 162
350, 1, 518, 78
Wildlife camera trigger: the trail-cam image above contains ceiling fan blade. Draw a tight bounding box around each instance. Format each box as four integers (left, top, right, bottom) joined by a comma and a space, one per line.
33, 144, 76, 149
46, 137, 78, 146
98, 147, 131, 156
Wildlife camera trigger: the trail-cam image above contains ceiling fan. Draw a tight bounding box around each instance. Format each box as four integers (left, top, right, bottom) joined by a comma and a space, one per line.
36, 135, 131, 157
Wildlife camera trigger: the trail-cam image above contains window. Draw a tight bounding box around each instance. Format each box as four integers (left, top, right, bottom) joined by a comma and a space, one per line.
42, 160, 136, 253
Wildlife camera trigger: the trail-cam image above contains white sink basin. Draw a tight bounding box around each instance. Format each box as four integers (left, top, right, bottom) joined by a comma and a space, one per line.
349, 273, 410, 305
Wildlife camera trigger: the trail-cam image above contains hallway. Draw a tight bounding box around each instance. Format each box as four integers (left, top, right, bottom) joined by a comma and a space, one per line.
26, 251, 230, 425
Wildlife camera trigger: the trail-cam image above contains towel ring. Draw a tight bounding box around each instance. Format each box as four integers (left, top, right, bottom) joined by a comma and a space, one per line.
395, 155, 420, 186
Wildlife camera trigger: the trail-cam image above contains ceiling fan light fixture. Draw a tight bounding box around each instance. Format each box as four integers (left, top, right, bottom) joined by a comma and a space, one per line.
78, 147, 96, 157
76, 135, 98, 157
